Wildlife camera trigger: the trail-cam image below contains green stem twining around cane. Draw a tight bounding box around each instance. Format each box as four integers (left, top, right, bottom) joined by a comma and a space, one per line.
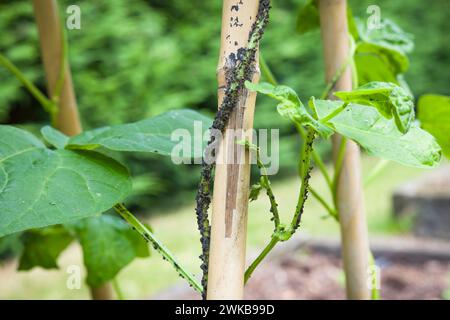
113, 203, 203, 294
194, 0, 271, 299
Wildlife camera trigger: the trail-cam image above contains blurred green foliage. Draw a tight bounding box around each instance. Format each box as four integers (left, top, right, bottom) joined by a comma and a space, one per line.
0, 0, 448, 211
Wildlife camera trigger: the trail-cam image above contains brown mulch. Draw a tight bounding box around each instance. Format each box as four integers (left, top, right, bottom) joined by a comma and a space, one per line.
155, 248, 450, 300
244, 249, 450, 300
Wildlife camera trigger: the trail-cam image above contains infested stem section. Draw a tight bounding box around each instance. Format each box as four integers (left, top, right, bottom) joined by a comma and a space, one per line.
291, 129, 315, 231
113, 203, 203, 293
244, 128, 316, 283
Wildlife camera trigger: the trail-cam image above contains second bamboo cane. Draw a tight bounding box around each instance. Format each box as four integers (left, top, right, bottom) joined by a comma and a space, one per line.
32, 0, 113, 300
318, 0, 371, 300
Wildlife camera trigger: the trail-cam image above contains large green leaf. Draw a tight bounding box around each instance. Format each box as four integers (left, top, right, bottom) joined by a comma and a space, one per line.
245, 81, 333, 137
354, 42, 409, 85
0, 126, 132, 237
418, 94, 450, 159
296, 0, 320, 35
353, 18, 413, 86
41, 126, 69, 149
0, 232, 23, 259
65, 109, 212, 159
356, 18, 414, 54
334, 82, 414, 133
316, 100, 441, 168
18, 226, 74, 271
69, 215, 150, 287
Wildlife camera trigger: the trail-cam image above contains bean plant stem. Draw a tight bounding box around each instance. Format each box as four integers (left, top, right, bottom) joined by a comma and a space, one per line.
320, 102, 349, 123
320, 36, 355, 100
296, 124, 333, 190
259, 54, 277, 86
0, 53, 57, 118
311, 148, 333, 189
296, 126, 337, 219
244, 128, 315, 282
332, 136, 347, 203
264, 177, 281, 228
244, 236, 278, 283
112, 278, 124, 300
309, 187, 338, 220
113, 203, 203, 294
251, 143, 280, 228
369, 252, 380, 300
364, 159, 389, 187
290, 128, 315, 230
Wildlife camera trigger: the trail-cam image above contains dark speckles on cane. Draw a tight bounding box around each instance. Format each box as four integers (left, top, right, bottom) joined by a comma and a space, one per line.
231, 16, 243, 28
231, 5, 239, 12
194, 0, 271, 300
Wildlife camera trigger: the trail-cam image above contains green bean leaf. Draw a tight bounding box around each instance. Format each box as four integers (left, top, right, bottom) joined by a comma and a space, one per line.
334, 82, 414, 133
316, 100, 441, 168
0, 126, 132, 237
69, 215, 150, 287
67, 109, 212, 160
246, 81, 333, 137
418, 94, 450, 159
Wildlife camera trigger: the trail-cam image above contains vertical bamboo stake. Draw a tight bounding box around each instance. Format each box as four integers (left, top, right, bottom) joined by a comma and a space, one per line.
32, 0, 113, 300
318, 0, 370, 299
207, 0, 261, 300
32, 0, 81, 136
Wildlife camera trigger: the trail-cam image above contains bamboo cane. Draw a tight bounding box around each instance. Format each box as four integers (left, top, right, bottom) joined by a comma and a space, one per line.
32, 0, 81, 136
207, 0, 261, 300
318, 0, 370, 299
32, 0, 113, 300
